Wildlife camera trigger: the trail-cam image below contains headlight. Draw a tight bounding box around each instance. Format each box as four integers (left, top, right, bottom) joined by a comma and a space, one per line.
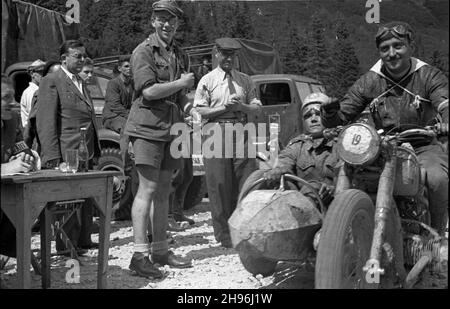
336, 123, 381, 166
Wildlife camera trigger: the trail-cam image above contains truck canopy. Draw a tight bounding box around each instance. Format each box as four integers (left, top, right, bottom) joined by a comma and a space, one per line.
93, 38, 283, 76
212, 38, 283, 75
1, 0, 79, 73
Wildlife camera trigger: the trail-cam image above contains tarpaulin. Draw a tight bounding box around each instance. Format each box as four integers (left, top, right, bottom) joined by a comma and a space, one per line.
1, 0, 79, 72
212, 38, 283, 75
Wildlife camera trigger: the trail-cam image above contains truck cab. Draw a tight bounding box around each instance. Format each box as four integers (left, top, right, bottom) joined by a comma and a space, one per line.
251, 74, 325, 147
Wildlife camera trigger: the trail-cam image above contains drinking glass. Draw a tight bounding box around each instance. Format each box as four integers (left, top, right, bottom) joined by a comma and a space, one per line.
65, 150, 79, 174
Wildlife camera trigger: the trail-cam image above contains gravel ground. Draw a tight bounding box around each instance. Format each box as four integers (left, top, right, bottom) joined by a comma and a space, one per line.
0, 199, 447, 289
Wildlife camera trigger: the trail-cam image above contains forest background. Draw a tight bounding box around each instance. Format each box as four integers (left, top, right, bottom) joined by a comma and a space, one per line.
26, 0, 449, 97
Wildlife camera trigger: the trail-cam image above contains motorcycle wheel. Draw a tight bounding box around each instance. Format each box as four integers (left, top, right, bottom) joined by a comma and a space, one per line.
238, 242, 277, 277
315, 189, 376, 289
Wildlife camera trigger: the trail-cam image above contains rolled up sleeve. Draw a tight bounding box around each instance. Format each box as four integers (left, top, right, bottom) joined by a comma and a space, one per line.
131, 46, 157, 96
193, 77, 210, 108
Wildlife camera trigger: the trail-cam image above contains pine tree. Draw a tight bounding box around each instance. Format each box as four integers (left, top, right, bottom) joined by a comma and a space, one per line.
304, 13, 333, 88
233, 2, 255, 40
279, 17, 308, 75
329, 19, 360, 97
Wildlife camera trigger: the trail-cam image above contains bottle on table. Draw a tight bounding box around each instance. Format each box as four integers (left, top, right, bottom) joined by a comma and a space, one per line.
78, 127, 89, 172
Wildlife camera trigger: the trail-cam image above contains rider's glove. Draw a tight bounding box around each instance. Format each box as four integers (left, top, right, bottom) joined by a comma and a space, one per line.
321, 97, 340, 114
302, 181, 335, 205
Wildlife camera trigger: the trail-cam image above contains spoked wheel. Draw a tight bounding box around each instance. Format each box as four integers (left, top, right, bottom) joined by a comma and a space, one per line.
238, 242, 277, 277
315, 189, 376, 289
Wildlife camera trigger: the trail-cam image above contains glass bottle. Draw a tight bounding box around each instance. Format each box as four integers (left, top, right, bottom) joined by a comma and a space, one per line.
78, 127, 89, 172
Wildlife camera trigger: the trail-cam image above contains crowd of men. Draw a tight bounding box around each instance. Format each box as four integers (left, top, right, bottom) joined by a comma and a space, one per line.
1, 0, 448, 281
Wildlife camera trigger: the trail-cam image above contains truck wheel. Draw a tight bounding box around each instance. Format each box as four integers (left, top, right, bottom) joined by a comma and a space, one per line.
97, 147, 133, 220
315, 189, 376, 289
238, 242, 277, 277
184, 176, 206, 210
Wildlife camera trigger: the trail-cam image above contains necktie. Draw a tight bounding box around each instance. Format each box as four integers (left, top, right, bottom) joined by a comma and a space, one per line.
227, 73, 236, 95
72, 75, 83, 94
226, 72, 244, 120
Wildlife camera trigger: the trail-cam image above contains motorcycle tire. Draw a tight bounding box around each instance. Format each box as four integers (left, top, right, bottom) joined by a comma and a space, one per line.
315, 189, 376, 289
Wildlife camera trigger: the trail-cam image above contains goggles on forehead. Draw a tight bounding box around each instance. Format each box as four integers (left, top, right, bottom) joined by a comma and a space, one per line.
303, 108, 321, 120
375, 24, 412, 46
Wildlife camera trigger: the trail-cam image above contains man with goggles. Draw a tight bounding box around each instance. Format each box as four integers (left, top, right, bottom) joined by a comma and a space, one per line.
320, 21, 448, 235
264, 92, 338, 205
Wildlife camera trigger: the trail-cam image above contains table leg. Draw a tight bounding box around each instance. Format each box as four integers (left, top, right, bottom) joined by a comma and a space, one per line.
40, 206, 52, 289
16, 185, 31, 289
97, 176, 113, 289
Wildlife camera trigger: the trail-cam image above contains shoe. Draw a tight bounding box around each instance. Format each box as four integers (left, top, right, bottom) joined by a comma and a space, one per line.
167, 216, 186, 232
152, 250, 192, 268
147, 233, 175, 245
129, 252, 163, 279
79, 242, 99, 250
173, 213, 195, 226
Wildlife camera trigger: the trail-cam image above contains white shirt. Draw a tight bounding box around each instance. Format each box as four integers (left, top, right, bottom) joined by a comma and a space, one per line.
20, 82, 39, 127
193, 67, 261, 118
61, 66, 84, 95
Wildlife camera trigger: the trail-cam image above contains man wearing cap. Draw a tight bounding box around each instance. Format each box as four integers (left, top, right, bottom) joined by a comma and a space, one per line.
264, 92, 338, 205
20, 59, 45, 127
193, 37, 262, 248
321, 21, 448, 235
124, 0, 195, 278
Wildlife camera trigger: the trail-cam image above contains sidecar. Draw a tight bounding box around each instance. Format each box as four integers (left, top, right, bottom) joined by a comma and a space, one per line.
228, 170, 323, 276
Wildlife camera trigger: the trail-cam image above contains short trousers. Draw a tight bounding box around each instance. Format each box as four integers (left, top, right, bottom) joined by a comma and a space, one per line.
130, 137, 181, 170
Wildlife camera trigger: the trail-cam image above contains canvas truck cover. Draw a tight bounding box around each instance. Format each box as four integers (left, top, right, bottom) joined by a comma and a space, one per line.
212, 38, 283, 75
1, 0, 80, 73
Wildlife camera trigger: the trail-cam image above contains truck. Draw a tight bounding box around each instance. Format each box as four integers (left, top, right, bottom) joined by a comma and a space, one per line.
2, 0, 327, 212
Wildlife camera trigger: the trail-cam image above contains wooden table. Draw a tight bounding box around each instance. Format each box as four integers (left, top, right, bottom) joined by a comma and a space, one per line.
1, 169, 118, 289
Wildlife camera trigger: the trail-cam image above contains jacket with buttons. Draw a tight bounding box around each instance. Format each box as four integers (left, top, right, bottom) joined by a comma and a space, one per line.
274, 134, 338, 186
124, 33, 189, 142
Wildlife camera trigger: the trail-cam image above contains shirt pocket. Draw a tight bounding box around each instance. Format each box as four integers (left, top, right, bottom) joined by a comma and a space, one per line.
154, 59, 170, 82
296, 157, 316, 177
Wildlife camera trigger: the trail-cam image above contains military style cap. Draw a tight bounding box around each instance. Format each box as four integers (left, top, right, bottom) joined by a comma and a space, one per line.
152, 0, 183, 18
215, 38, 242, 51
28, 59, 46, 72
302, 92, 329, 112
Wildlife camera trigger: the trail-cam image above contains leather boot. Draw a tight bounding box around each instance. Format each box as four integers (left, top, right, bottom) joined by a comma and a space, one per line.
151, 250, 192, 268
129, 252, 163, 279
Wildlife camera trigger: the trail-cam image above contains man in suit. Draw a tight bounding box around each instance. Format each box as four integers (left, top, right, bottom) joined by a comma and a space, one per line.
36, 40, 101, 253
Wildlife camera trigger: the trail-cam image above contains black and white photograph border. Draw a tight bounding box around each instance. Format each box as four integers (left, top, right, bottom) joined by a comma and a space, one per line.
0, 0, 448, 290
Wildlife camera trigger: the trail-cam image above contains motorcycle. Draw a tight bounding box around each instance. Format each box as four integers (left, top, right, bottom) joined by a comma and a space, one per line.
230, 122, 446, 288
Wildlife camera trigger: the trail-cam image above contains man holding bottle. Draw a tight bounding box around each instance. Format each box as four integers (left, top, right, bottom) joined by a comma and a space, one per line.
36, 39, 101, 253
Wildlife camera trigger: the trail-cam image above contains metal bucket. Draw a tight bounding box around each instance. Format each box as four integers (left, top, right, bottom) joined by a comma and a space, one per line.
229, 190, 322, 262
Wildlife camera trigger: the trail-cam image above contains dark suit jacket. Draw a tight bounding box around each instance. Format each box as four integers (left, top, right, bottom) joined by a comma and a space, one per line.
36, 68, 101, 165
